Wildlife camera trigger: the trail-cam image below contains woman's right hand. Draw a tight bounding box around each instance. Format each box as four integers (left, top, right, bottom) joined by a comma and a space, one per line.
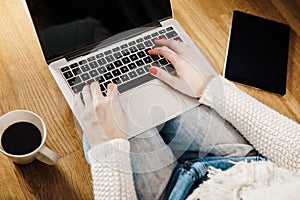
73, 82, 127, 148
148, 39, 217, 98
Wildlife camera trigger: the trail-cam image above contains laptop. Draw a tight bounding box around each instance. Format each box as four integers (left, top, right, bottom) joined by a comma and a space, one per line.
23, 0, 210, 138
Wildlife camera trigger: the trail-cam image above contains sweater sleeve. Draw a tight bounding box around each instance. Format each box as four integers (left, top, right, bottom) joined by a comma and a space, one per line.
88, 138, 137, 200
199, 75, 300, 170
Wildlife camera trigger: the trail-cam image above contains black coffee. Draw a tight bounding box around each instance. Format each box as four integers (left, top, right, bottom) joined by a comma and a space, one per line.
1, 122, 42, 155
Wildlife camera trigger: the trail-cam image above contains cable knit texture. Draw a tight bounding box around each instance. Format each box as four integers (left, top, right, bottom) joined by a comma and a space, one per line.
199, 75, 300, 170
88, 139, 137, 200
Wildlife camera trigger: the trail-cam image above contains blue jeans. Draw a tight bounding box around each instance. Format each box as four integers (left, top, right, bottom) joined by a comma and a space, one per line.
165, 156, 265, 200
82, 105, 256, 200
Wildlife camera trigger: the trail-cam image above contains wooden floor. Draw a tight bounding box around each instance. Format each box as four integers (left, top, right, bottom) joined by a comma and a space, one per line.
0, 0, 299, 199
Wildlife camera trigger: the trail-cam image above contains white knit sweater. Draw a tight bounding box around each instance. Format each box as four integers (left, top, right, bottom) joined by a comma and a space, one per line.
88, 75, 300, 200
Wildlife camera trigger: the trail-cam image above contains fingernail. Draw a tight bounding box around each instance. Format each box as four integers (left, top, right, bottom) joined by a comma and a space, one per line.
107, 83, 113, 89
149, 67, 157, 75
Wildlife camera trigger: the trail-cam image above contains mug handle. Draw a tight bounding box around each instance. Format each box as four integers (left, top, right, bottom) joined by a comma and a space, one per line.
35, 146, 58, 165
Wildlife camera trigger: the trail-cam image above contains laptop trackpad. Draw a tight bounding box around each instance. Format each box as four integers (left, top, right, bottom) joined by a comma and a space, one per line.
124, 82, 183, 129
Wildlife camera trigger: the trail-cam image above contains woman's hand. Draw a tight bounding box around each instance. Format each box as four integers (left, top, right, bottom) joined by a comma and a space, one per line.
73, 82, 127, 148
148, 39, 217, 98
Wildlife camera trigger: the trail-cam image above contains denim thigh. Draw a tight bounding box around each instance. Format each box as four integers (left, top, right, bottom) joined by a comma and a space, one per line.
166, 156, 265, 200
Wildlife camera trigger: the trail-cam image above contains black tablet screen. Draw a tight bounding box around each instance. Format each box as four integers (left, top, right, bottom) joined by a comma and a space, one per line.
224, 11, 290, 95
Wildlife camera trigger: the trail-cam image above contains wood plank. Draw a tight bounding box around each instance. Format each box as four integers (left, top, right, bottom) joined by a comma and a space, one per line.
1, 150, 92, 200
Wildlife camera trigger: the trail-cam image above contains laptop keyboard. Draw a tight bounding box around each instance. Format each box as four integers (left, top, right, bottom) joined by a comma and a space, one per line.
60, 26, 182, 95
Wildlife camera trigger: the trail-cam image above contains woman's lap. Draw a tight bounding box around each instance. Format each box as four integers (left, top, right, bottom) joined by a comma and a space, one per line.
159, 104, 254, 162
129, 105, 254, 199
82, 105, 254, 199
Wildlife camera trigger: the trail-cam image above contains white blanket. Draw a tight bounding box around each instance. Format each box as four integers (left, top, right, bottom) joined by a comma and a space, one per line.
186, 160, 300, 200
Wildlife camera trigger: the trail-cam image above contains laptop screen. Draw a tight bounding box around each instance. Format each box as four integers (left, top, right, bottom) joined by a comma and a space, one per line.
25, 0, 172, 62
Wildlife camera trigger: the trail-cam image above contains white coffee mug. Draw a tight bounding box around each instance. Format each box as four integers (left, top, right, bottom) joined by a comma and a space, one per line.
0, 110, 58, 165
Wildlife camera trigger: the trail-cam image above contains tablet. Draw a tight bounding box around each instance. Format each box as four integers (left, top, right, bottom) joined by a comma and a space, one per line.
224, 10, 290, 95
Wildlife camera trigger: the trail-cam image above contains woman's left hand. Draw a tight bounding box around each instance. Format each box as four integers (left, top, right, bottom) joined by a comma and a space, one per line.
73, 82, 127, 148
